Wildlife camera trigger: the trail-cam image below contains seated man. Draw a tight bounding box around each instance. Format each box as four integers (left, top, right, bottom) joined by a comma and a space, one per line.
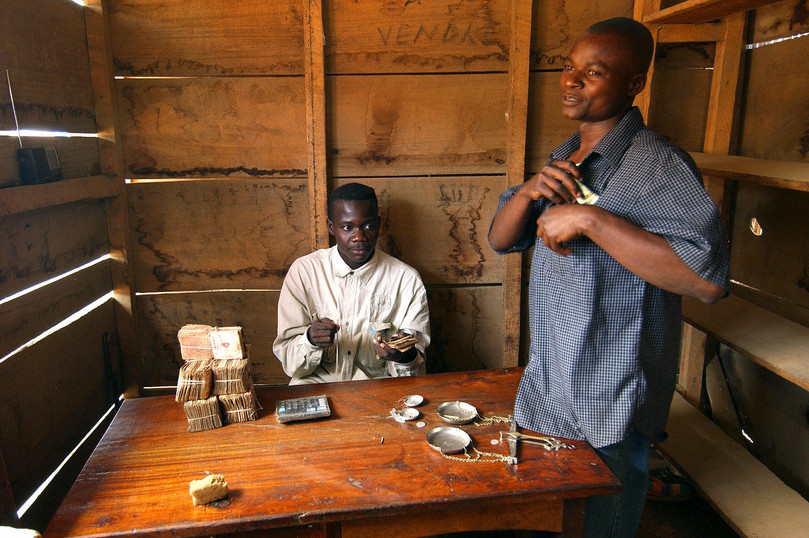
273, 182, 430, 384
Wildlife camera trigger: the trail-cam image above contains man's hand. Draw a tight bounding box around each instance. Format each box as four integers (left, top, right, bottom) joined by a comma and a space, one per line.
307, 317, 339, 348
488, 160, 582, 252
536, 203, 594, 255
373, 331, 417, 363
520, 160, 582, 204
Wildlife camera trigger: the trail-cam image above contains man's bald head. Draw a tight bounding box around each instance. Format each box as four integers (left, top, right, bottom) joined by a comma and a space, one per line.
583, 17, 654, 77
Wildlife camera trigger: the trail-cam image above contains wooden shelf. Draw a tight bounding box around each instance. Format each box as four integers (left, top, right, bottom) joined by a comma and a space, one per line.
0, 174, 120, 217
691, 152, 809, 193
682, 295, 809, 392
643, 0, 782, 24
659, 391, 809, 537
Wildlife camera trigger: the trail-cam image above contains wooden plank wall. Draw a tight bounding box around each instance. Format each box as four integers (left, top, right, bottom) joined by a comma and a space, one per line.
0, 0, 118, 528
734, 0, 809, 325
112, 0, 636, 389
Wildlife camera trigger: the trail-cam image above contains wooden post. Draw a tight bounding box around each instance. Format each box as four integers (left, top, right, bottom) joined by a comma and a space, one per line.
84, 0, 140, 397
303, 0, 329, 250
633, 0, 662, 121
678, 322, 709, 406
502, 0, 534, 367
703, 12, 745, 154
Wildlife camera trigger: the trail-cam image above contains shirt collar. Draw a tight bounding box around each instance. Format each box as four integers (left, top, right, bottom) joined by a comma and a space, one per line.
550, 107, 645, 169
330, 245, 378, 284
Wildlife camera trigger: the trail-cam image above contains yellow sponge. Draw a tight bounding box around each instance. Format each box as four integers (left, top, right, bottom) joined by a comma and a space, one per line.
189, 474, 228, 505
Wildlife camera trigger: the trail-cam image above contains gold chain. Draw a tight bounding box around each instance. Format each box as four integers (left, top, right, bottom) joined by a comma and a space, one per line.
473, 414, 511, 426
439, 445, 513, 464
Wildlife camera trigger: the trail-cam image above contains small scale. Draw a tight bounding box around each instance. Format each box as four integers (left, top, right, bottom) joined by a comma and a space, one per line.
275, 395, 331, 423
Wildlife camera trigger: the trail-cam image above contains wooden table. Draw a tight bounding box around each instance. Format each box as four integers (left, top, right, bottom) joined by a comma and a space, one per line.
46, 368, 619, 537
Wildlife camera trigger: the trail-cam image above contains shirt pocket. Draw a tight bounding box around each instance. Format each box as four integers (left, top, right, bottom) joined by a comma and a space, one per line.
538, 241, 585, 279
368, 293, 393, 321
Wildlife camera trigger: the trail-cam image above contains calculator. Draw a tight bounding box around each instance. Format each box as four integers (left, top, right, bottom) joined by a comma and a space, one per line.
275, 395, 331, 423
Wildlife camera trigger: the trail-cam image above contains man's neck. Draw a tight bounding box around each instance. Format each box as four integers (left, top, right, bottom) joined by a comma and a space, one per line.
571, 106, 631, 162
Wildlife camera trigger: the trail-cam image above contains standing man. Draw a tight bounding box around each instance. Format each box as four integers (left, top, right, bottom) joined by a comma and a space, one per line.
274, 182, 430, 384
488, 18, 729, 537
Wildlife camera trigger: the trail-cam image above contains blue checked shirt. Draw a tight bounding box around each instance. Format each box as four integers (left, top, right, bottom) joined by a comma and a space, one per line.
494, 108, 729, 448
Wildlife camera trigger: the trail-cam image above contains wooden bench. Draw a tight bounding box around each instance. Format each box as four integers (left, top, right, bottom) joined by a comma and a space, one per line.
658, 295, 809, 537
659, 392, 809, 537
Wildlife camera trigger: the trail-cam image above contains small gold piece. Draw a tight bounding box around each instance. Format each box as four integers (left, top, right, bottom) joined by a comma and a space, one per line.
749, 217, 763, 236
189, 474, 228, 505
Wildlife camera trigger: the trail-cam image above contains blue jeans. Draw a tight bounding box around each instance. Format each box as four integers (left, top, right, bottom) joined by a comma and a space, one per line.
584, 429, 650, 537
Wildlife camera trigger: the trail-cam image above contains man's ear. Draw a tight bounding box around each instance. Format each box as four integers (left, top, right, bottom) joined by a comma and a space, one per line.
629, 73, 647, 97
326, 218, 335, 236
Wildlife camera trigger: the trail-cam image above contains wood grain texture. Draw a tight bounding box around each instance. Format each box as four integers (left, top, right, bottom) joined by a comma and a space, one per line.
657, 22, 727, 44
0, 200, 110, 300
46, 368, 620, 537
427, 286, 504, 372
341, 498, 561, 537
0, 258, 112, 361
304, 0, 329, 250
333, 177, 503, 285
85, 0, 142, 397
128, 179, 310, 292
647, 67, 712, 151
525, 72, 580, 173
108, 0, 304, 76
0, 0, 97, 132
691, 152, 809, 192
717, 344, 809, 498
136, 290, 283, 387
678, 322, 708, 406
703, 12, 744, 154
0, 301, 115, 504
531, 0, 634, 70
683, 295, 809, 391
660, 391, 809, 538
738, 35, 809, 162
750, 0, 809, 42
117, 78, 307, 179
654, 41, 716, 69
327, 74, 508, 177
729, 182, 809, 315
644, 0, 783, 24
502, 0, 533, 368
324, 0, 510, 74
0, 174, 118, 218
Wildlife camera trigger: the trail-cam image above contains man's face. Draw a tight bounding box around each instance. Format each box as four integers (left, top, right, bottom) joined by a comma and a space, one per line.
327, 199, 380, 269
559, 32, 644, 125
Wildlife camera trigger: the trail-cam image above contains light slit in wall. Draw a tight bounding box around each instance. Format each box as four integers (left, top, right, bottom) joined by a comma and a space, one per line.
0, 291, 113, 367
16, 402, 116, 518
746, 30, 809, 50
0, 254, 111, 307
0, 129, 97, 138
135, 288, 272, 296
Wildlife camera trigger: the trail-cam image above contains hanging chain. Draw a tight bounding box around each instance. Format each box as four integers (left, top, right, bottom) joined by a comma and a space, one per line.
439, 445, 515, 464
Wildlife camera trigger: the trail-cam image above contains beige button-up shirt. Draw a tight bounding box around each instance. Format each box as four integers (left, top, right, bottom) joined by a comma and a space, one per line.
273, 247, 430, 384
